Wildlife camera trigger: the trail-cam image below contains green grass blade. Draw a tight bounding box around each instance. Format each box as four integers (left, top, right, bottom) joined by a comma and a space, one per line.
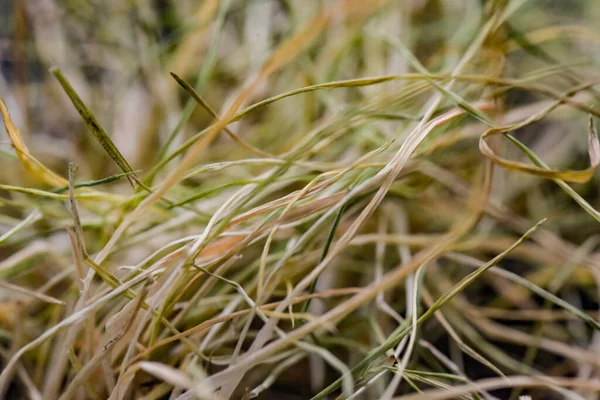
51, 67, 138, 188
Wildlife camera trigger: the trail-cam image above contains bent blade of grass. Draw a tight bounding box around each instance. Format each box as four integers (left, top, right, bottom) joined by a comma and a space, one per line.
51, 67, 138, 188
0, 96, 68, 187
505, 127, 600, 223
480, 107, 600, 183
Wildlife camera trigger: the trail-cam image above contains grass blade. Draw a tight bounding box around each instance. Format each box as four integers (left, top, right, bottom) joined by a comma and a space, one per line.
51, 67, 138, 188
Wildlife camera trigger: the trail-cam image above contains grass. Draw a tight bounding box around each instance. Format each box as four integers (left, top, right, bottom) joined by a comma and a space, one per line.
1, 0, 600, 399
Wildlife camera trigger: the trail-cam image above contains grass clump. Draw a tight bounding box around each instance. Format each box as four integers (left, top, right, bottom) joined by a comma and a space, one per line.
2, 1, 600, 399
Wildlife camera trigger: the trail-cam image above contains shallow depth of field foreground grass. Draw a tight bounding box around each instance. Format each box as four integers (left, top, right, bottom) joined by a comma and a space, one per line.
2, 0, 600, 399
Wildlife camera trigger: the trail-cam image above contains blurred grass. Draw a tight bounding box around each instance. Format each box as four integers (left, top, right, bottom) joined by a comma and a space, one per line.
2, 0, 600, 399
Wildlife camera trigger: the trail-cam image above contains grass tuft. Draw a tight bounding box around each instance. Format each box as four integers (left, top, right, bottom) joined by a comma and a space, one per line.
2, 1, 600, 399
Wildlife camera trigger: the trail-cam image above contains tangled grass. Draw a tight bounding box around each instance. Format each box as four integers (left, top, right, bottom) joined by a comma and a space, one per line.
2, 0, 600, 399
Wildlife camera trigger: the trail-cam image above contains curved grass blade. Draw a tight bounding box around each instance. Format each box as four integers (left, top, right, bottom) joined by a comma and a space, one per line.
0, 96, 68, 187
505, 128, 600, 223
480, 115, 600, 183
